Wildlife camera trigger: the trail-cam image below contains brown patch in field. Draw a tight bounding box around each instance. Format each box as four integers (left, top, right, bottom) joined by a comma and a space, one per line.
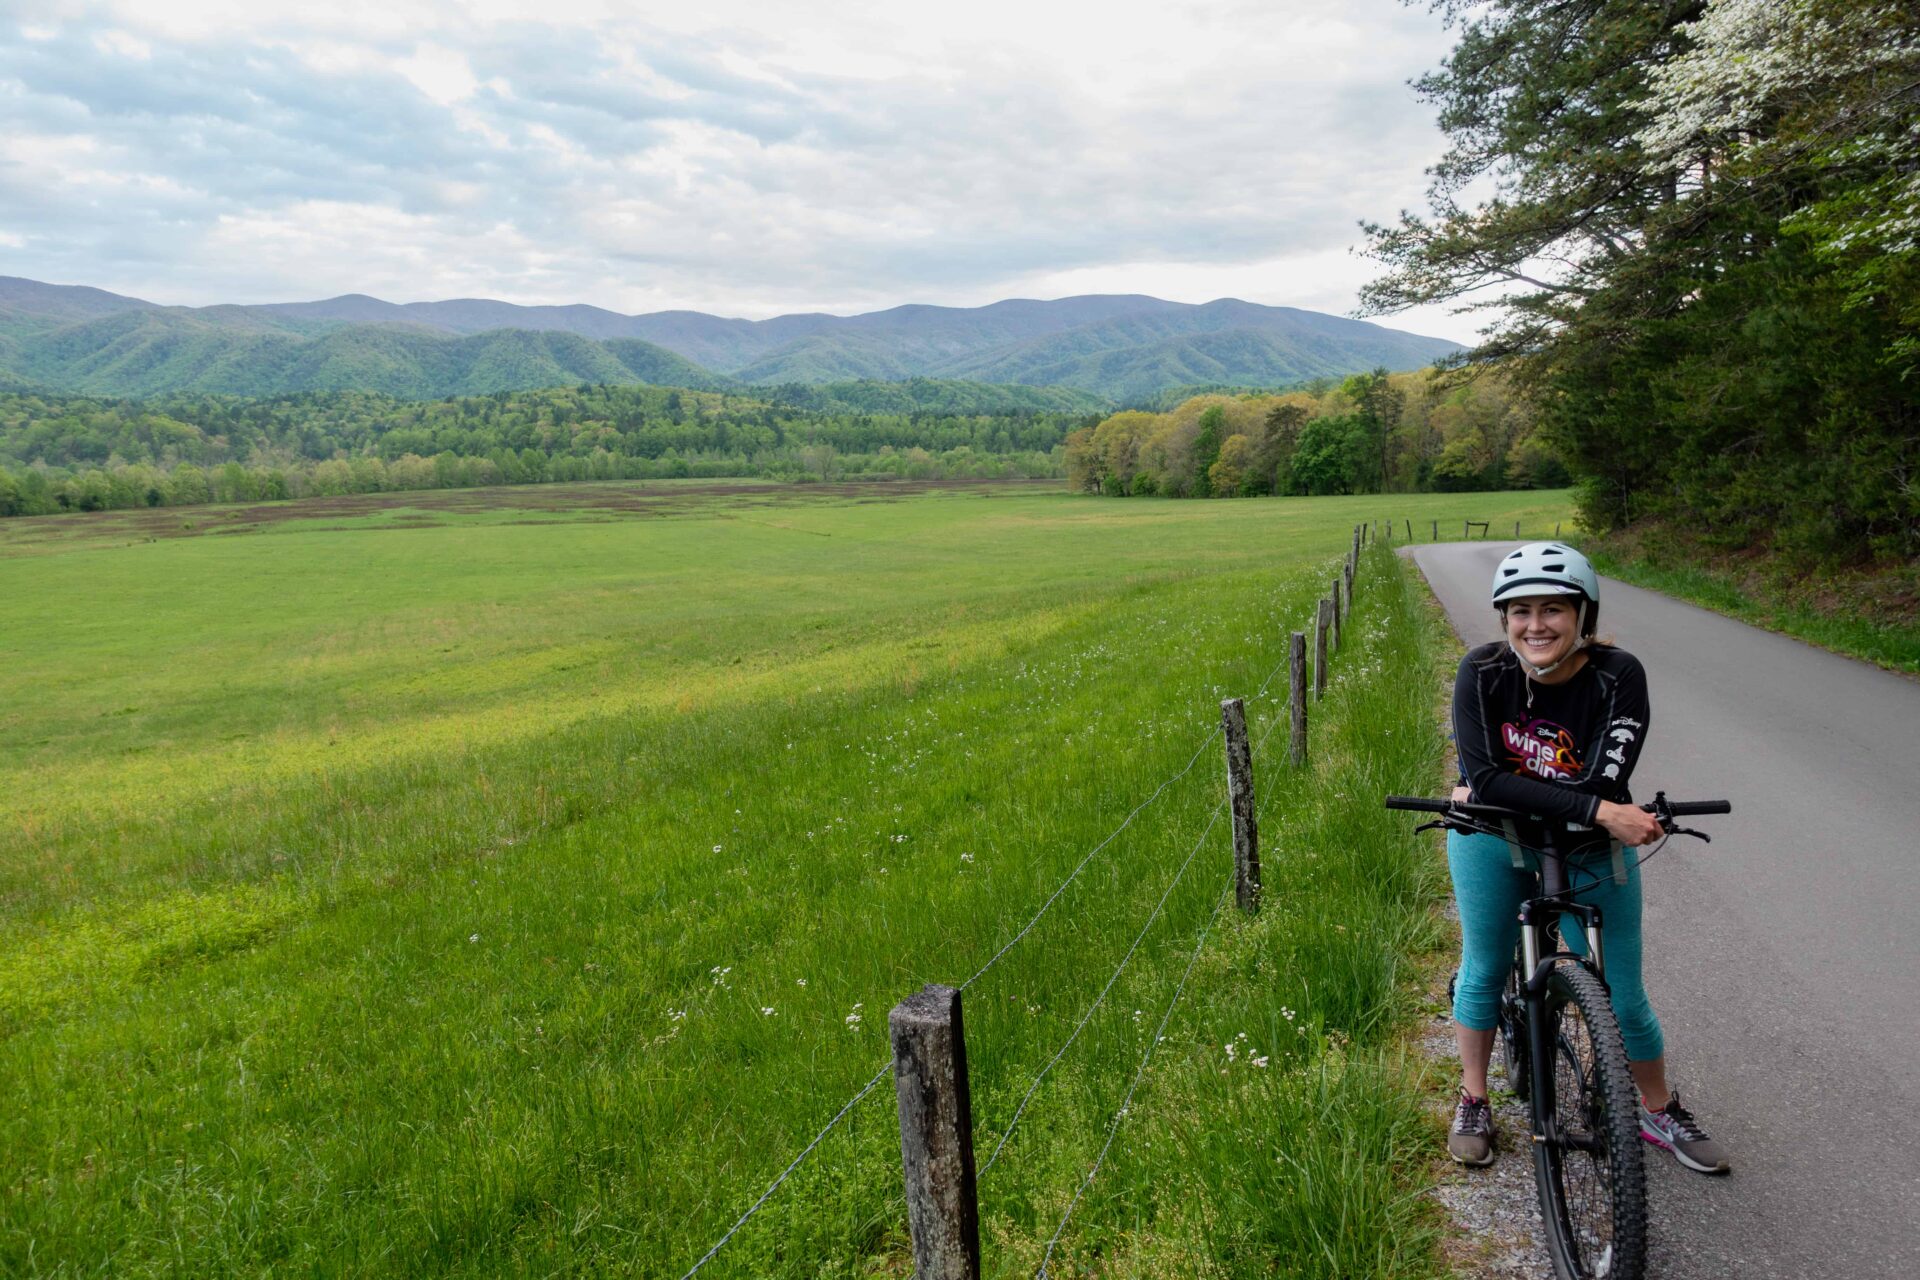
0, 477, 1057, 554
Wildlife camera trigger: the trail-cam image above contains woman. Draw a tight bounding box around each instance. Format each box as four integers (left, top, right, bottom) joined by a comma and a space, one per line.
1445, 542, 1729, 1174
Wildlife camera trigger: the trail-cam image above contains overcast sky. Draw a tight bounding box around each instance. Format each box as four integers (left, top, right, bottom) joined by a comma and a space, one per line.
0, 0, 1481, 341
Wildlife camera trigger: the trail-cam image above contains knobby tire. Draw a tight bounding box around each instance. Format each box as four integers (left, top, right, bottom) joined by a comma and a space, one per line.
1533, 961, 1647, 1280
1500, 944, 1531, 1102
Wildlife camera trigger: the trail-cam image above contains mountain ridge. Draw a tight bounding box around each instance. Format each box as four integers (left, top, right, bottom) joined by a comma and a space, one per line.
0, 275, 1461, 401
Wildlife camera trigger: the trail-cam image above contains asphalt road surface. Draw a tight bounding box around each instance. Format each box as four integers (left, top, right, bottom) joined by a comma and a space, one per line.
1410, 541, 1920, 1280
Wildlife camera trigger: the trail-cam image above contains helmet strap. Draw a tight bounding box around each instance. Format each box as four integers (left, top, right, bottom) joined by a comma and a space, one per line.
1510, 598, 1589, 682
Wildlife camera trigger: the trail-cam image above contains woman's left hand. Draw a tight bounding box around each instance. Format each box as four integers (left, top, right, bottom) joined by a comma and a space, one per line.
1594, 800, 1664, 847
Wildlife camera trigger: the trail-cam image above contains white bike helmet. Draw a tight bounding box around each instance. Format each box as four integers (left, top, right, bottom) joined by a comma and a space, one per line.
1490, 542, 1600, 607
1491, 543, 1600, 678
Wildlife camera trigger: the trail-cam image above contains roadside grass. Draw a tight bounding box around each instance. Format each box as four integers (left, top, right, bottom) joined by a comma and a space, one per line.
1588, 530, 1920, 675
0, 485, 1558, 1276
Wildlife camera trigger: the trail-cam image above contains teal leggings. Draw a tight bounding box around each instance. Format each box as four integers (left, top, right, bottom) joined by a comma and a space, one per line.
1448, 829, 1665, 1062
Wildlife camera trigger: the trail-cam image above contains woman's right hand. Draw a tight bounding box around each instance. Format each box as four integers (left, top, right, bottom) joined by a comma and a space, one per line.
1595, 800, 1664, 848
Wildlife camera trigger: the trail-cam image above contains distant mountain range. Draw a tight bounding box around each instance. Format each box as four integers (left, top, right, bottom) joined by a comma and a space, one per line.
0, 276, 1461, 403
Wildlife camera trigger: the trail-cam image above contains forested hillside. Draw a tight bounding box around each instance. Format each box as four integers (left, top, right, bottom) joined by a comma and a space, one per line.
0, 309, 734, 399
0, 279, 1460, 402
0, 382, 1088, 515
1363, 0, 1918, 568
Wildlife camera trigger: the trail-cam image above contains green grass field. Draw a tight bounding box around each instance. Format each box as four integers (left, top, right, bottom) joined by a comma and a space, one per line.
0, 482, 1570, 1277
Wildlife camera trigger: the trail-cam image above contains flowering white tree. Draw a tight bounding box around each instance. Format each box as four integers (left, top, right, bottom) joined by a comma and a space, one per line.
1636, 0, 1920, 359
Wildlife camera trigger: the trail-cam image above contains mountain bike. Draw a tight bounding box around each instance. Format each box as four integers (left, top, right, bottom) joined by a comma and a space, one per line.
1384, 791, 1730, 1280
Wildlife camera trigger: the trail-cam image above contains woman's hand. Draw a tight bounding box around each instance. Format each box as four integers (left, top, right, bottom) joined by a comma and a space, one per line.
1594, 800, 1664, 848
1451, 785, 1472, 804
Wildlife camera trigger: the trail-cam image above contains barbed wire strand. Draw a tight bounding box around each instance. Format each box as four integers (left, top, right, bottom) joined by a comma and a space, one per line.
676, 1058, 894, 1280
958, 557, 1349, 996
958, 722, 1221, 991
1027, 571, 1363, 1271
1034, 868, 1238, 1279
976, 581, 1336, 1178
677, 567, 1352, 1278
977, 799, 1227, 1178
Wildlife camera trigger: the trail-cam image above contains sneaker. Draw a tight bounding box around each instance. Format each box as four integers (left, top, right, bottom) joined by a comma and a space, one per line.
1640, 1092, 1730, 1174
1449, 1090, 1496, 1166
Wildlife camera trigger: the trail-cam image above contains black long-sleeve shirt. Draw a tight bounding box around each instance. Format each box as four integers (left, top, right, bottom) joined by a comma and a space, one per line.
1452, 641, 1650, 827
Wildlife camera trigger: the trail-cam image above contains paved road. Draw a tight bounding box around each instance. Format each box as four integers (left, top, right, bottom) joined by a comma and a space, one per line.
1410, 542, 1920, 1280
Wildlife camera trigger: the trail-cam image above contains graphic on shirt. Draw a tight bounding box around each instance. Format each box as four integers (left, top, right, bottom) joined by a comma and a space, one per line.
1501, 717, 1585, 781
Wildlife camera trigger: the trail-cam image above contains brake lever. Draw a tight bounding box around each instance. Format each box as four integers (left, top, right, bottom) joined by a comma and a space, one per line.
1667, 825, 1710, 843
1414, 820, 1449, 835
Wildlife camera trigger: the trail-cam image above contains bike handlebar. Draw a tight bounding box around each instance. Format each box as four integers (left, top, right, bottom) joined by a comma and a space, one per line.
1663, 799, 1731, 816
1382, 792, 1731, 826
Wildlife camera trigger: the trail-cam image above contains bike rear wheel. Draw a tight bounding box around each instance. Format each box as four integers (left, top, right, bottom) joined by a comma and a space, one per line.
1533, 962, 1647, 1280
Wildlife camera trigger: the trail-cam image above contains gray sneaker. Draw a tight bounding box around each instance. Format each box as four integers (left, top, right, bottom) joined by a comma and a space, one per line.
1640, 1092, 1730, 1174
1449, 1090, 1496, 1166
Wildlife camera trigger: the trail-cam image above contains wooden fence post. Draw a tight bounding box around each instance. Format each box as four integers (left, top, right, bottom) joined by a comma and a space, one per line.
1330, 576, 1343, 650
1515, 520, 1521, 538
1288, 631, 1307, 766
1221, 698, 1259, 912
1463, 519, 1469, 540
1314, 599, 1330, 700
1405, 518, 1412, 542
1431, 518, 1438, 542
891, 985, 982, 1280
1555, 522, 1561, 538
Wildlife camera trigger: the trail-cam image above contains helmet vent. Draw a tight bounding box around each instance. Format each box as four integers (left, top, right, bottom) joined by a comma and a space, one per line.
1543, 562, 1565, 572
1501, 568, 1518, 576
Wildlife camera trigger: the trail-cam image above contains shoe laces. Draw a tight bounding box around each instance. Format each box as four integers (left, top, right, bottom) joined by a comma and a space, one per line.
1455, 1092, 1492, 1136
1658, 1094, 1707, 1142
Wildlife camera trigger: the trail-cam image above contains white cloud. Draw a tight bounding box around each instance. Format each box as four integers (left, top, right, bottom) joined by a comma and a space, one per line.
0, 1, 1484, 343
393, 43, 476, 104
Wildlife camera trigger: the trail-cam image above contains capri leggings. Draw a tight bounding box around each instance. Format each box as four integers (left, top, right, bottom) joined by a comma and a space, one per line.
1448, 829, 1665, 1062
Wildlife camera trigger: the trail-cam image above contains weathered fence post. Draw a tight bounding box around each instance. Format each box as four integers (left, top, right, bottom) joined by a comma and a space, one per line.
1515, 520, 1521, 538
1555, 522, 1561, 538
1288, 630, 1308, 766
1331, 576, 1343, 650
891, 985, 981, 1280
1314, 599, 1331, 700
1221, 698, 1259, 912
1431, 518, 1438, 542
1463, 519, 1469, 540
1406, 518, 1413, 541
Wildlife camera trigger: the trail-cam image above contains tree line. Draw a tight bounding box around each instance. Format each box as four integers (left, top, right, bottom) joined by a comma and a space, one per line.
1062, 368, 1565, 497
1362, 0, 1918, 566
0, 383, 1084, 516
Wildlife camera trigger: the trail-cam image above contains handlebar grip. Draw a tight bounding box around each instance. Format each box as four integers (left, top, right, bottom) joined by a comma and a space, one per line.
1384, 795, 1452, 813
1663, 800, 1732, 816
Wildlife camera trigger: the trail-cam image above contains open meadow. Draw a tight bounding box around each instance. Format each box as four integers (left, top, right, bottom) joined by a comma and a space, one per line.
0, 480, 1571, 1277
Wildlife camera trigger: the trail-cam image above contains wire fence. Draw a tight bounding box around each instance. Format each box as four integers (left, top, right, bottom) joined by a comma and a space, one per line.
674, 534, 1377, 1278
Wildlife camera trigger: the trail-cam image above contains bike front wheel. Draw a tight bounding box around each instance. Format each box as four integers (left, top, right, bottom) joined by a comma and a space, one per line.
1499, 945, 1530, 1101
1533, 962, 1647, 1280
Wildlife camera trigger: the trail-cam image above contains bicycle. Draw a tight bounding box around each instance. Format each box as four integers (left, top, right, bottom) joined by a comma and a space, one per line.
1384, 790, 1731, 1280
